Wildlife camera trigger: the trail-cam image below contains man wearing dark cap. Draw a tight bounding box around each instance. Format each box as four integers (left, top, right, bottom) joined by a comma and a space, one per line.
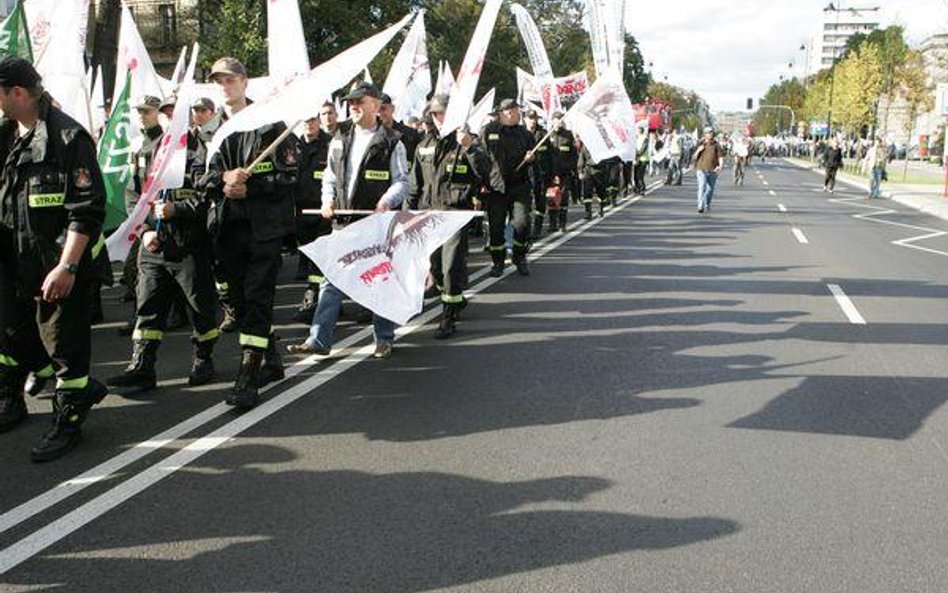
107, 95, 221, 394
379, 93, 420, 165
291, 109, 333, 323
287, 82, 407, 359
407, 93, 491, 338
0, 56, 108, 461
116, 94, 165, 335
480, 98, 536, 277
198, 56, 298, 409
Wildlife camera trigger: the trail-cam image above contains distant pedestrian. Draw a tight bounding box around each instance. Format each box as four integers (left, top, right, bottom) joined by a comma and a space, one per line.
823, 138, 843, 193
693, 126, 722, 213
863, 137, 886, 199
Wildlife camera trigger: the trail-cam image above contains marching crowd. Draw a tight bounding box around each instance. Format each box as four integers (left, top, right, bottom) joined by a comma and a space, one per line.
0, 53, 713, 463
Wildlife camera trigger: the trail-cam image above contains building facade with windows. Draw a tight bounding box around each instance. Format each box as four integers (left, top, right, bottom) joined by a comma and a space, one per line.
91, 0, 201, 75
805, 5, 880, 75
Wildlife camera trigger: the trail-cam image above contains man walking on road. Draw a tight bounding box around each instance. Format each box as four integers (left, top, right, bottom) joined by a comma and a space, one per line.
694, 126, 722, 213
823, 137, 843, 193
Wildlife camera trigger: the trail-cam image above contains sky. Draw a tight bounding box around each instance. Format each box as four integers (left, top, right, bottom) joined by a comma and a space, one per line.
628, 0, 948, 114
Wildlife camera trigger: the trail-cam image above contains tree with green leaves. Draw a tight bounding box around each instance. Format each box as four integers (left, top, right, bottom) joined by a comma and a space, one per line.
753, 78, 805, 136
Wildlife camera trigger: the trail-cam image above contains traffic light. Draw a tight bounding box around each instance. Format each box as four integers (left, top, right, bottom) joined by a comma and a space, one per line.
746, 98, 753, 110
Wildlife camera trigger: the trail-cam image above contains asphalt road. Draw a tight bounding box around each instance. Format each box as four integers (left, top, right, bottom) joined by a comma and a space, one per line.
2, 160, 948, 592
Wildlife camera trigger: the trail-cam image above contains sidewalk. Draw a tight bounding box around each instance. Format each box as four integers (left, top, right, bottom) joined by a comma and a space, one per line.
786, 158, 948, 222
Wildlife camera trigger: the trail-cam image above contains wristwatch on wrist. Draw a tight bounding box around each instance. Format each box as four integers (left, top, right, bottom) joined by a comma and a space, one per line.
60, 263, 78, 274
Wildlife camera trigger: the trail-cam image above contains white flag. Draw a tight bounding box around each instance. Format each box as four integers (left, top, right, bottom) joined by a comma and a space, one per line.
113, 5, 165, 109
107, 45, 201, 262
300, 211, 479, 325
562, 69, 637, 162
509, 4, 560, 118
169, 46, 188, 91
441, 0, 502, 134
206, 14, 412, 164
268, 0, 310, 81
467, 88, 495, 132
585, 0, 610, 78
382, 11, 432, 121
25, 0, 90, 131
604, 0, 625, 76
434, 60, 455, 96
89, 66, 106, 136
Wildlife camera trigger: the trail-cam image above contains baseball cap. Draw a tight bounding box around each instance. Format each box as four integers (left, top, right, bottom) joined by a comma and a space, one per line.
159, 96, 176, 112
134, 95, 161, 110
208, 57, 247, 81
551, 111, 564, 119
380, 93, 393, 106
523, 109, 538, 119
703, 126, 714, 134
0, 57, 41, 88
497, 98, 519, 111
342, 82, 382, 102
191, 97, 215, 111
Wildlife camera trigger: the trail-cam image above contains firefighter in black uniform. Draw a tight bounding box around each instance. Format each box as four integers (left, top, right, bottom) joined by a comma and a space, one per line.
199, 57, 298, 410
118, 95, 164, 334
408, 94, 491, 338
379, 93, 420, 165
0, 57, 108, 461
292, 110, 333, 323
578, 144, 611, 220
107, 100, 220, 393
543, 111, 578, 232
523, 109, 547, 240
481, 99, 536, 277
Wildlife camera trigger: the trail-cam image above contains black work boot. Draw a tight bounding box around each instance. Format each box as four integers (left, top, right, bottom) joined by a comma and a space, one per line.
227, 349, 264, 409
584, 202, 593, 220
256, 333, 285, 388
434, 304, 458, 339
0, 372, 28, 433
31, 379, 108, 463
598, 197, 605, 217
188, 339, 216, 386
558, 209, 568, 232
107, 340, 159, 393
548, 211, 559, 233
489, 250, 505, 277
513, 253, 530, 276
293, 286, 318, 324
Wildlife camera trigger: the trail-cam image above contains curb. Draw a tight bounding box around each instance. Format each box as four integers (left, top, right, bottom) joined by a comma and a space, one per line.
784, 158, 948, 223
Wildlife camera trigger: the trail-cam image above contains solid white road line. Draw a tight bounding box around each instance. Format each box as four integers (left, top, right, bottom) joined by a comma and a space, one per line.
0, 183, 663, 575
778, 204, 787, 212
791, 228, 809, 244
827, 283, 867, 325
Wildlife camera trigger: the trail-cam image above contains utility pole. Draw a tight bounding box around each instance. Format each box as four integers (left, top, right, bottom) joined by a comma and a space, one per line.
826, 1, 842, 140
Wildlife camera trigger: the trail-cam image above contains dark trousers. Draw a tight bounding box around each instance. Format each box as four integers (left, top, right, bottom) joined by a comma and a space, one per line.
431, 227, 468, 302
215, 220, 283, 350
824, 166, 839, 190
135, 251, 219, 342
633, 162, 647, 192
296, 219, 332, 285
487, 187, 531, 258
0, 259, 91, 384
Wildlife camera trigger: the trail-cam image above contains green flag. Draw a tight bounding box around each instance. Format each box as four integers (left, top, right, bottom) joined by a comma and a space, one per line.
0, 0, 33, 61
98, 72, 133, 232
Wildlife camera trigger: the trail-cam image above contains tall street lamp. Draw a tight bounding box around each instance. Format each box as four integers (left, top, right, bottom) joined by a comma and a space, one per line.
826, 1, 842, 139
